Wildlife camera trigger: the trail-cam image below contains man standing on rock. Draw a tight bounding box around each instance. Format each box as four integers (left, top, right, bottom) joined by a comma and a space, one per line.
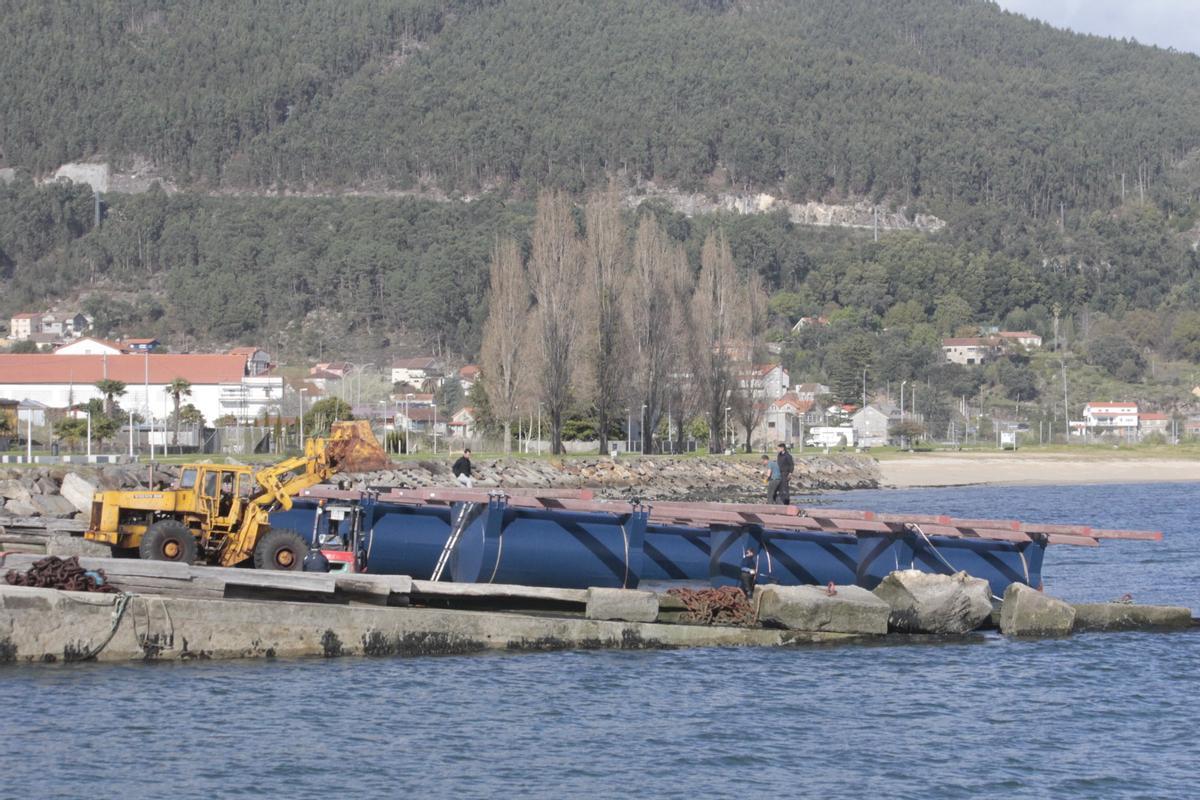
762, 454, 782, 504
776, 442, 794, 505
452, 448, 474, 488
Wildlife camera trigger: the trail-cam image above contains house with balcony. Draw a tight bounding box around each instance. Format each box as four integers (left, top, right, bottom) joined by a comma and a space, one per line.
1081, 402, 1139, 438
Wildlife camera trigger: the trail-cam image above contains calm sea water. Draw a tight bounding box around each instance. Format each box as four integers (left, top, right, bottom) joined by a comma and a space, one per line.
3, 483, 1198, 799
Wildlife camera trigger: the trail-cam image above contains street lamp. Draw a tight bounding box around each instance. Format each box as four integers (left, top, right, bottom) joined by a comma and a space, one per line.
379, 400, 388, 454
641, 403, 647, 454
432, 401, 438, 454
404, 393, 414, 455
667, 396, 673, 454
626, 408, 632, 452
724, 406, 731, 455
900, 381, 907, 421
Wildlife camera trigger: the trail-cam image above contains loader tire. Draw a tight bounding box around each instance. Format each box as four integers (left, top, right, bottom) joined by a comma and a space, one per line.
253, 528, 308, 571
140, 519, 198, 563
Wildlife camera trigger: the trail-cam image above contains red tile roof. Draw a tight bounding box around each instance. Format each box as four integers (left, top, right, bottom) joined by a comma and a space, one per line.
11, 312, 39, 319
1139, 413, 1169, 421
0, 354, 246, 384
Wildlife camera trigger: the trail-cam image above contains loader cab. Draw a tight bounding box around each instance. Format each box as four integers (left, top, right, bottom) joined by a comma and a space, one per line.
196, 466, 250, 529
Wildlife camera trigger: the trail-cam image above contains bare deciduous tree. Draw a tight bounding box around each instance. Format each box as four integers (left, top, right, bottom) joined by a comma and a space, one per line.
529, 190, 584, 454
689, 229, 746, 454
732, 270, 769, 452
626, 213, 685, 453
480, 236, 530, 454
582, 181, 627, 453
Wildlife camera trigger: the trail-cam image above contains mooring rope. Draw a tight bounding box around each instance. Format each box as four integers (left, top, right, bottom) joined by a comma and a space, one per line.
908, 523, 1004, 602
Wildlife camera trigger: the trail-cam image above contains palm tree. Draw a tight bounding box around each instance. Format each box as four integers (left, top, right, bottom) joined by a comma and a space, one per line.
94, 379, 127, 417
167, 377, 192, 447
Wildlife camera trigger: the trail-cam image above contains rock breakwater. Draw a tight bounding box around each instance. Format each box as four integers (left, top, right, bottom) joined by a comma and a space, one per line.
0, 455, 880, 521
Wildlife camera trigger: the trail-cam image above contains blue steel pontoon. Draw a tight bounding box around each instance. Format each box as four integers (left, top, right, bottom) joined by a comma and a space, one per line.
271, 487, 1159, 595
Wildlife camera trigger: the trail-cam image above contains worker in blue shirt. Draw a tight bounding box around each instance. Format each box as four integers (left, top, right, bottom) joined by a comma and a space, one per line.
762, 453, 782, 504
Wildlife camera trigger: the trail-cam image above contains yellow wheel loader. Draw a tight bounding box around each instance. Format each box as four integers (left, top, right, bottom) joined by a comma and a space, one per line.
83, 421, 389, 570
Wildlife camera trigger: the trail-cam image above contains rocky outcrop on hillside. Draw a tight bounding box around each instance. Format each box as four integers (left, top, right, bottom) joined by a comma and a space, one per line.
624, 183, 946, 233
0, 455, 880, 521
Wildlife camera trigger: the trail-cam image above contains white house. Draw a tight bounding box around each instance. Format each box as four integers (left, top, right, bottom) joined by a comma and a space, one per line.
997, 331, 1043, 349
1082, 402, 1139, 437
458, 365, 480, 394
851, 404, 898, 448
450, 407, 478, 440
39, 312, 90, 340
794, 382, 831, 402
0, 353, 282, 425
54, 337, 128, 356
740, 364, 790, 402
394, 406, 448, 437
942, 337, 999, 366
8, 313, 39, 341
761, 393, 806, 446
391, 357, 443, 387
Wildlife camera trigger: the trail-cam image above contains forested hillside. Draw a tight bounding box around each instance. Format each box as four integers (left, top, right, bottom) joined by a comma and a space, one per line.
5, 0, 1200, 216
3, 0, 1200, 420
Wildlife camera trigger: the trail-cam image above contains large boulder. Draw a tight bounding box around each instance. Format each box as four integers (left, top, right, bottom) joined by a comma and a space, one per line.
755, 584, 889, 634
3, 498, 39, 517
59, 472, 100, 514
873, 570, 993, 634
586, 587, 659, 623
1071, 603, 1193, 632
0, 479, 33, 505
31, 494, 79, 518
1000, 583, 1076, 636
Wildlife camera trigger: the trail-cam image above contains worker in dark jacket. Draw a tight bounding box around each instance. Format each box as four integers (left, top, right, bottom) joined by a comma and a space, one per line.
452, 448, 474, 488
776, 442, 794, 505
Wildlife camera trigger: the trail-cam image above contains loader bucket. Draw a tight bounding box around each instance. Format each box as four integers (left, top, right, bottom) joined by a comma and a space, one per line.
326, 420, 391, 473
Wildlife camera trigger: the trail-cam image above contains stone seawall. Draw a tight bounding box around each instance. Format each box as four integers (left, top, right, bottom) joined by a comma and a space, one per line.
0, 455, 880, 521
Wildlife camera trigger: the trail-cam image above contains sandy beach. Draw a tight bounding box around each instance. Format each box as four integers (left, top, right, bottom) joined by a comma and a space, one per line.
878, 453, 1200, 488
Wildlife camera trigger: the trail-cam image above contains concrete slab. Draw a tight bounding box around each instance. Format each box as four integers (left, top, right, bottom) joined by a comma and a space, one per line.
755, 584, 889, 634
0, 585, 852, 663
1071, 603, 1193, 632
585, 588, 659, 622
1000, 583, 1075, 636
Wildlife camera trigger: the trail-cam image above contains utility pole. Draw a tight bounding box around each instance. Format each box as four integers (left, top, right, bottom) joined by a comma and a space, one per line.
1061, 359, 1070, 442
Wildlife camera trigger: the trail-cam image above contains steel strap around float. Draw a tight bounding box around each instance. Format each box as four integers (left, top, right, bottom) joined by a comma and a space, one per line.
907, 523, 1003, 602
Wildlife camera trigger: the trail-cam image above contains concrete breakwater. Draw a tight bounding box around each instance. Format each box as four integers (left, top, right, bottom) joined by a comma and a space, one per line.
0, 455, 881, 522
1, 557, 1191, 665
